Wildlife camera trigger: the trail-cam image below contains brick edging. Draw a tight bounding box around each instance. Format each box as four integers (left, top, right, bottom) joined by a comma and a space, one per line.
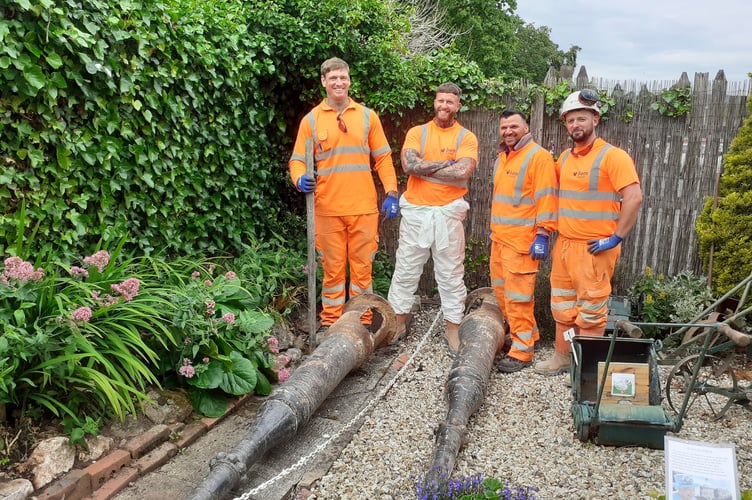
36, 394, 252, 500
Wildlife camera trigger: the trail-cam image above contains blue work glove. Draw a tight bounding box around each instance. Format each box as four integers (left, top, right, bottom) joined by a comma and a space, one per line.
381, 194, 399, 219
529, 234, 549, 260
296, 174, 316, 193
587, 234, 623, 254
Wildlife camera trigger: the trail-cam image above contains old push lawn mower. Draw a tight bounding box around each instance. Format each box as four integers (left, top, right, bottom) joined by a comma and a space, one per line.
569, 326, 677, 449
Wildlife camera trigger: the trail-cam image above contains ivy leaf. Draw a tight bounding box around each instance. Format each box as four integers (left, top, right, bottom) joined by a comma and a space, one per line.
23, 64, 45, 91
45, 52, 63, 69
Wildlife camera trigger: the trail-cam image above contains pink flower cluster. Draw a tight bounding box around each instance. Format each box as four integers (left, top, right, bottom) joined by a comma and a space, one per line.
224, 271, 237, 280
83, 250, 110, 272
111, 277, 140, 302
91, 278, 141, 307
71, 306, 93, 323
178, 358, 195, 378
0, 257, 44, 285
70, 266, 89, 278
221, 312, 235, 324
273, 354, 291, 382
205, 299, 216, 316
266, 336, 279, 354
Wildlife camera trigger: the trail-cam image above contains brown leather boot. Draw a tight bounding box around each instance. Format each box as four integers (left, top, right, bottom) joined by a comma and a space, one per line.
533, 352, 570, 376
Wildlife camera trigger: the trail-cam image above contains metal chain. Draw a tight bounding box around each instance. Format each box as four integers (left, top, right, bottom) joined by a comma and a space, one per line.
234, 309, 443, 500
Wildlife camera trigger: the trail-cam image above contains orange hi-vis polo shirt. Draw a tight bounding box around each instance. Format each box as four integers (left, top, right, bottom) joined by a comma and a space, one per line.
556, 137, 640, 241
490, 135, 558, 254
289, 99, 397, 217
402, 120, 478, 207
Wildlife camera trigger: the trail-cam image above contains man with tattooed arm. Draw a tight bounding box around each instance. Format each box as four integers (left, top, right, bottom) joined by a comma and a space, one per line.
387, 82, 478, 353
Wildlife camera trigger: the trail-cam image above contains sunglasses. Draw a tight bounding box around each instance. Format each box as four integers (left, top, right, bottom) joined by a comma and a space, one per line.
578, 88, 600, 106
337, 113, 347, 133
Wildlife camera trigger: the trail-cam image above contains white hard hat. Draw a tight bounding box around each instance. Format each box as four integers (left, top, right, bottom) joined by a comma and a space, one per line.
560, 89, 600, 118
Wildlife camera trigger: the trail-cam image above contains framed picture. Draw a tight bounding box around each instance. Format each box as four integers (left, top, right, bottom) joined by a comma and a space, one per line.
596, 362, 650, 405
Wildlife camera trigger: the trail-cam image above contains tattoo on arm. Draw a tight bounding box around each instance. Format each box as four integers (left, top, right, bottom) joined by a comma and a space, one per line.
430, 157, 477, 181
402, 149, 449, 176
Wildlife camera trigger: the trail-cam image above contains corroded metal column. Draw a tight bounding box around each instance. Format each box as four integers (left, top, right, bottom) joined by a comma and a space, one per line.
187, 294, 397, 500
427, 288, 506, 482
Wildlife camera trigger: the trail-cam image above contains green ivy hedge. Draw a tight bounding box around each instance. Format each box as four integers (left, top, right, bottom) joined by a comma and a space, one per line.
1, 0, 525, 260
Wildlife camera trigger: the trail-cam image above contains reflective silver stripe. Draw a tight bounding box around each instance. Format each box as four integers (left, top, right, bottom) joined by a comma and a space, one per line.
361, 106, 371, 145
505, 290, 534, 302
491, 215, 535, 226
560, 189, 621, 202
419, 124, 469, 155
559, 144, 617, 196
512, 340, 533, 353
536, 211, 557, 222
323, 283, 345, 293
534, 186, 557, 199
516, 329, 534, 340
580, 311, 606, 322
559, 208, 619, 221
350, 283, 371, 294
317, 164, 372, 176
315, 145, 370, 161
290, 152, 306, 163
423, 176, 468, 188
322, 296, 345, 306
371, 145, 391, 157
493, 193, 534, 206
492, 156, 500, 177
551, 300, 577, 311
582, 299, 609, 311
588, 145, 611, 190
551, 287, 576, 297
307, 105, 373, 161
491, 277, 505, 287
512, 145, 541, 205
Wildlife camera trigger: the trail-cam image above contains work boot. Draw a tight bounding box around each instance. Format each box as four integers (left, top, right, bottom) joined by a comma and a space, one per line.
496, 356, 532, 373
533, 352, 570, 376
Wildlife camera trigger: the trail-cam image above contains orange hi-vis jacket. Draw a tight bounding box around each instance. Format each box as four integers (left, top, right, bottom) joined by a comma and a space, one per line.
402, 120, 478, 207
289, 99, 397, 216
556, 137, 640, 241
490, 135, 558, 254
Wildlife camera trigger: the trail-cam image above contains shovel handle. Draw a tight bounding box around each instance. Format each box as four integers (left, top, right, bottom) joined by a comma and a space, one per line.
717, 323, 751, 347
614, 319, 644, 338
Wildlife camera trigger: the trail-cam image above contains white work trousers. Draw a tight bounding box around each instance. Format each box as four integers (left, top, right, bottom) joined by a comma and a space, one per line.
388, 196, 469, 324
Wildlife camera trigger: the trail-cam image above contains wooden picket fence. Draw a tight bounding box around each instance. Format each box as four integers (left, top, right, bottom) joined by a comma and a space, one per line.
380, 67, 751, 296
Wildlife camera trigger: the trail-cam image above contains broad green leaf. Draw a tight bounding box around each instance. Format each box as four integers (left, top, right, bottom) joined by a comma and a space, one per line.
45, 51, 63, 69
23, 64, 45, 91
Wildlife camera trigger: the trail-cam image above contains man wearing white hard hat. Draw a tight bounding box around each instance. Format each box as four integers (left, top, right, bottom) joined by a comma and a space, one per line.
534, 89, 643, 376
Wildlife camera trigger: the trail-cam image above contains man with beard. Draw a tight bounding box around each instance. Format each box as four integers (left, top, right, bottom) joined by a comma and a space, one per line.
534, 89, 643, 376
490, 109, 558, 373
388, 82, 478, 354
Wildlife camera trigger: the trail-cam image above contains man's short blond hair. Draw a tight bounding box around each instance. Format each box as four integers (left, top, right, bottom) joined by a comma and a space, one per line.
321, 57, 350, 77
436, 82, 462, 99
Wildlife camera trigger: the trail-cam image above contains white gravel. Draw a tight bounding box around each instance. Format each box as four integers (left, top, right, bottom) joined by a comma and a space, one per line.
309, 306, 752, 499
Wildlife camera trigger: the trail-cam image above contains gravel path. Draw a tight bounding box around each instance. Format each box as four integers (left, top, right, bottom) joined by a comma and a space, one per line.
308, 306, 751, 499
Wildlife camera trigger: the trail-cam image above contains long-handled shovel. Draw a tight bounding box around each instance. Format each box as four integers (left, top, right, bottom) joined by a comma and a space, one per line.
305, 138, 318, 346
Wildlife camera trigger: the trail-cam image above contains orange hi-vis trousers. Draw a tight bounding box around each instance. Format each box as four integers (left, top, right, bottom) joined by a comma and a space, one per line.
490, 241, 540, 362
549, 237, 620, 354
315, 213, 378, 326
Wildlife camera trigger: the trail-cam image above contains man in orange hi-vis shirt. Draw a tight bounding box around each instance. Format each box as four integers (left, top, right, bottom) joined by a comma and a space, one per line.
388, 82, 478, 354
490, 109, 558, 373
289, 57, 399, 333
534, 89, 643, 376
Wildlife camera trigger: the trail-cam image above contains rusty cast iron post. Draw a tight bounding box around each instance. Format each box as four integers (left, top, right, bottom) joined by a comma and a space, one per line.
187, 294, 397, 500
427, 288, 506, 483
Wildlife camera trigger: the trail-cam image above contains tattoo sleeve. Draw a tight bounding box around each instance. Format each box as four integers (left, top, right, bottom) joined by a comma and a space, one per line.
429, 157, 477, 181
401, 149, 450, 176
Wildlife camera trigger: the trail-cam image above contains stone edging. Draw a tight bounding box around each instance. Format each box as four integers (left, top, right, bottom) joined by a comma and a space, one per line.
35, 394, 252, 500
